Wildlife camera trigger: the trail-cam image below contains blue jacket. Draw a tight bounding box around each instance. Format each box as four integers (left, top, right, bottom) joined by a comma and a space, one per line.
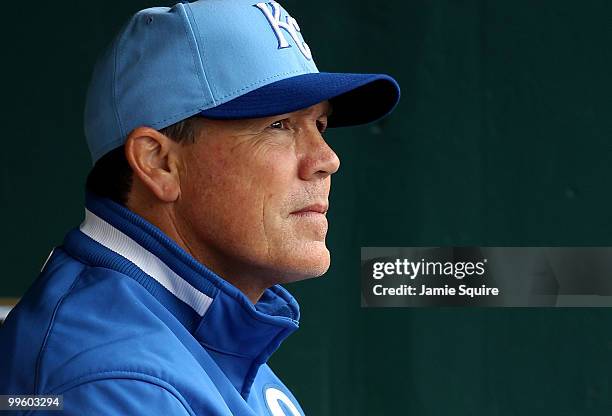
0, 194, 305, 415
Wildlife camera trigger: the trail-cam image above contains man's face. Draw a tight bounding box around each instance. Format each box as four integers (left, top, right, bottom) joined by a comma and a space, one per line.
174, 101, 340, 287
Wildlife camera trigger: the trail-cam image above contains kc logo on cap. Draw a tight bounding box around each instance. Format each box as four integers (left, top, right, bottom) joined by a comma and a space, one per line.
255, 2, 312, 60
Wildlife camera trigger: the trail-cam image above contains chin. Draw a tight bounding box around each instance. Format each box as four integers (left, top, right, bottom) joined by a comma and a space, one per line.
276, 243, 331, 283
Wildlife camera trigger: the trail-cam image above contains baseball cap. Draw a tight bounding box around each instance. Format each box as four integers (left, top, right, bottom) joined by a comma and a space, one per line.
84, 0, 400, 164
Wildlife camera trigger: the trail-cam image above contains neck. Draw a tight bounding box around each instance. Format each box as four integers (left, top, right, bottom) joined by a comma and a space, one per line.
127, 193, 268, 304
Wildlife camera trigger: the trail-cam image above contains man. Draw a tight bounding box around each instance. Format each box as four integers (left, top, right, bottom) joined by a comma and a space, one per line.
0, 0, 399, 414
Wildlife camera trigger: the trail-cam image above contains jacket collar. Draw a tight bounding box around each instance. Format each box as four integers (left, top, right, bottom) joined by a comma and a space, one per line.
62, 193, 300, 398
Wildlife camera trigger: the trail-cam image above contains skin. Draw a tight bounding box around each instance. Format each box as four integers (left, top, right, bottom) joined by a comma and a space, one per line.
124, 101, 340, 303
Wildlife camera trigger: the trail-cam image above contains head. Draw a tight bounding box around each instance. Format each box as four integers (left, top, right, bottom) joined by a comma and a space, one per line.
84, 0, 399, 302
87, 100, 339, 300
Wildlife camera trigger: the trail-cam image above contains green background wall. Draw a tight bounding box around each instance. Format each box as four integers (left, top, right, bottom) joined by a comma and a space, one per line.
2, 1, 612, 414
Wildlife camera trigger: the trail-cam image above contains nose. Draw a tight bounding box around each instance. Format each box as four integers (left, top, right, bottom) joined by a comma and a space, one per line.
298, 128, 341, 181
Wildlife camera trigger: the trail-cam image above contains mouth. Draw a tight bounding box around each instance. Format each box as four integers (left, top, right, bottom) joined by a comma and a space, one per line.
290, 203, 329, 216
289, 202, 330, 238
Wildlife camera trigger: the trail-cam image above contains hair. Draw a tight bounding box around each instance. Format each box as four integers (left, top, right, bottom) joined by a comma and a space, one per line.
85, 117, 199, 206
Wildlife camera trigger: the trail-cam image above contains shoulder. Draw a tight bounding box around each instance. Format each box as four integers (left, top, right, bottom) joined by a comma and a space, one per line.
1, 249, 204, 395
56, 376, 195, 416
36, 262, 204, 393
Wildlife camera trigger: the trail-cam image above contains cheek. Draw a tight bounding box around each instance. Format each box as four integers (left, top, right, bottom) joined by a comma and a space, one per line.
181, 147, 293, 254
188, 154, 259, 221
179, 143, 330, 280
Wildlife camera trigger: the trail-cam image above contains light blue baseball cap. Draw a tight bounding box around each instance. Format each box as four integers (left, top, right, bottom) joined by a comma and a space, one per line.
84, 0, 400, 164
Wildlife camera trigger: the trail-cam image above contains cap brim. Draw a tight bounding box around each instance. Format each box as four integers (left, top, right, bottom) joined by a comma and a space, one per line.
199, 72, 400, 127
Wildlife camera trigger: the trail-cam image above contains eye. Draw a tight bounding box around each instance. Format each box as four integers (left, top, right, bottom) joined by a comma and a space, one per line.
269, 119, 288, 130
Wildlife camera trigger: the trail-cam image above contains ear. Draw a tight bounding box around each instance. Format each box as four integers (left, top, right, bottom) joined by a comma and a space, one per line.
124, 127, 181, 203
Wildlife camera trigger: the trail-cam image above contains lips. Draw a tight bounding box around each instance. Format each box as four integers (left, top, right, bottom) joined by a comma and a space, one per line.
290, 203, 328, 215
